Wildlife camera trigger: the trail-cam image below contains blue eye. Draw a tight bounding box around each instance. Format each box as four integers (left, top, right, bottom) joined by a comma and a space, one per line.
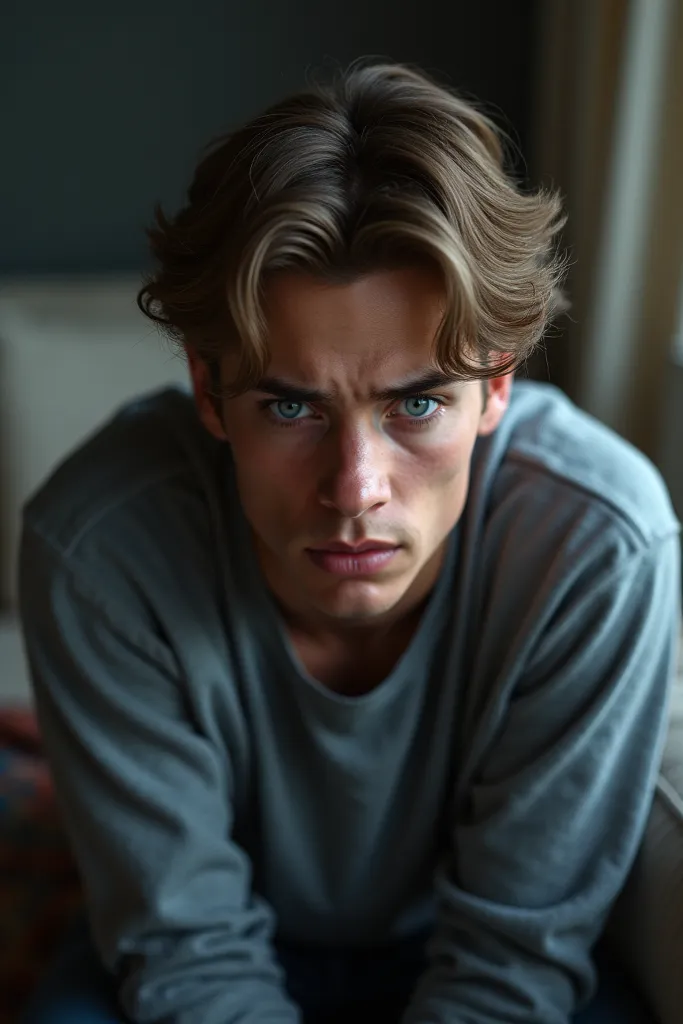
398, 396, 440, 418
271, 400, 313, 421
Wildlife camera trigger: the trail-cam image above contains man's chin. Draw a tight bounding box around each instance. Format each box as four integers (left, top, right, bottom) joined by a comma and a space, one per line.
307, 575, 413, 623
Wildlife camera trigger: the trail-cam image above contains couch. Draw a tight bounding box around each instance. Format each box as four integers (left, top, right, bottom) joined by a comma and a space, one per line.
0, 277, 681, 1023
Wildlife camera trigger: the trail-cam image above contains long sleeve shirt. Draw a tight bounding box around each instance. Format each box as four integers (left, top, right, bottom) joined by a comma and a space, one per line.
19, 380, 681, 1023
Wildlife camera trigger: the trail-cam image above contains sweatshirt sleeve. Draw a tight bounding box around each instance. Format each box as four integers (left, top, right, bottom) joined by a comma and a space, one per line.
19, 525, 300, 1024
404, 532, 681, 1024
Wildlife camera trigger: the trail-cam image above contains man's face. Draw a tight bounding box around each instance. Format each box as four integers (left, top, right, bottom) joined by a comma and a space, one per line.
191, 267, 511, 626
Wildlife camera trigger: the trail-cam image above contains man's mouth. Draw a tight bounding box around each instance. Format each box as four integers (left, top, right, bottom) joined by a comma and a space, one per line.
311, 540, 397, 554
305, 540, 400, 576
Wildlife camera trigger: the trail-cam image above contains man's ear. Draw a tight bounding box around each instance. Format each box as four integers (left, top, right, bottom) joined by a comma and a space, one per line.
186, 349, 228, 441
478, 373, 513, 437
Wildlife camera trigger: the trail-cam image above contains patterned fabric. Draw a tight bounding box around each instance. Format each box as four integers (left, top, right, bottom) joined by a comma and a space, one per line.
0, 708, 82, 1024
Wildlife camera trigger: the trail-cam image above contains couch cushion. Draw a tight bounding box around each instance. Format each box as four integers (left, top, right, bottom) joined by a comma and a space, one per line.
0, 710, 81, 1024
608, 644, 683, 1024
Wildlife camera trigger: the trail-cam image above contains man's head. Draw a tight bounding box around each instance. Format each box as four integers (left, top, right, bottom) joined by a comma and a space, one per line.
139, 62, 564, 627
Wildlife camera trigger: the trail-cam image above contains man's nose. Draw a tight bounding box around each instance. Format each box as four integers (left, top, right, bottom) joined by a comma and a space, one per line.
318, 424, 391, 519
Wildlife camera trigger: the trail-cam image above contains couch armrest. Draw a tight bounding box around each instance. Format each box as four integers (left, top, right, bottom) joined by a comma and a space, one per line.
0, 276, 188, 609
607, 666, 683, 1024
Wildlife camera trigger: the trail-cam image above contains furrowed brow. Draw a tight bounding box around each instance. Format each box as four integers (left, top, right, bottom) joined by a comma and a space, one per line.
370, 370, 460, 402
250, 370, 461, 405
251, 376, 333, 403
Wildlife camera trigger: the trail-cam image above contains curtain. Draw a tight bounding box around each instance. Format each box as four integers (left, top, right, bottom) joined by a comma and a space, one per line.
532, 0, 683, 464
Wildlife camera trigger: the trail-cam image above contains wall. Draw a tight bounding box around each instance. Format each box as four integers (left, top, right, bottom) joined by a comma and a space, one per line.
1, 0, 537, 275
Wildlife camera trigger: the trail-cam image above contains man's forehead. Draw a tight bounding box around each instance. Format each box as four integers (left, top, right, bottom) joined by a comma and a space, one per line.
263, 269, 446, 352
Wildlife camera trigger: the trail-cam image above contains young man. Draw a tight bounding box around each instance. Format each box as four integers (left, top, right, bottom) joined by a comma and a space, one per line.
20, 63, 680, 1024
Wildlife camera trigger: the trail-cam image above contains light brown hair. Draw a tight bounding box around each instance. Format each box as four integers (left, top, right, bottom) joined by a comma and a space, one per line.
138, 61, 565, 392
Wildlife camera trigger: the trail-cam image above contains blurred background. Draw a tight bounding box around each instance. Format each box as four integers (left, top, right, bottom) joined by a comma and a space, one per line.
1, 0, 682, 698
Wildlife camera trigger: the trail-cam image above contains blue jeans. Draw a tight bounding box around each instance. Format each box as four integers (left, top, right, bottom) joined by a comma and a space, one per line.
22, 918, 656, 1024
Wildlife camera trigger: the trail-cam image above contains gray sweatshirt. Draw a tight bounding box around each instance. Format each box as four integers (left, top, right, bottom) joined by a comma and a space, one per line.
19, 381, 680, 1024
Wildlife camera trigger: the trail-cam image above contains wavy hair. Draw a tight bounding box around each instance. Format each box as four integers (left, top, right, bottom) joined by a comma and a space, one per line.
138, 61, 566, 393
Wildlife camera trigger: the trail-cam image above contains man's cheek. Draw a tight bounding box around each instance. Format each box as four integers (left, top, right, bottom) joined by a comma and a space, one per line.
402, 447, 466, 491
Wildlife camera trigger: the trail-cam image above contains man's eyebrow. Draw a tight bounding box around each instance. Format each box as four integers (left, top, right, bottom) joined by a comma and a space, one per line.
370, 370, 461, 401
252, 377, 333, 402
251, 370, 461, 404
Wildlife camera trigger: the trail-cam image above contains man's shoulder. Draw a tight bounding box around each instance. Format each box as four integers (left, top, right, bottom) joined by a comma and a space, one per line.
23, 387, 213, 559
500, 381, 679, 549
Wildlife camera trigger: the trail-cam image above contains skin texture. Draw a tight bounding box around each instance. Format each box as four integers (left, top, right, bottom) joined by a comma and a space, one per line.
189, 268, 511, 690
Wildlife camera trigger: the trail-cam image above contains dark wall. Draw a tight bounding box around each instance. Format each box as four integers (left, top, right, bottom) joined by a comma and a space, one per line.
1, 1, 537, 275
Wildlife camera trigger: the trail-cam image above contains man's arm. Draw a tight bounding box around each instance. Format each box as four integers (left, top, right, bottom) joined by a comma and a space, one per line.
20, 525, 300, 1024
405, 532, 680, 1024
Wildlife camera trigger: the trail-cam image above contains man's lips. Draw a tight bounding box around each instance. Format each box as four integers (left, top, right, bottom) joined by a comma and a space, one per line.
305, 540, 400, 575
309, 540, 398, 554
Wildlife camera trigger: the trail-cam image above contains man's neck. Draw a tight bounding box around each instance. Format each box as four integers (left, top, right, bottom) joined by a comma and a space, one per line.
262, 541, 448, 694
286, 606, 426, 695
